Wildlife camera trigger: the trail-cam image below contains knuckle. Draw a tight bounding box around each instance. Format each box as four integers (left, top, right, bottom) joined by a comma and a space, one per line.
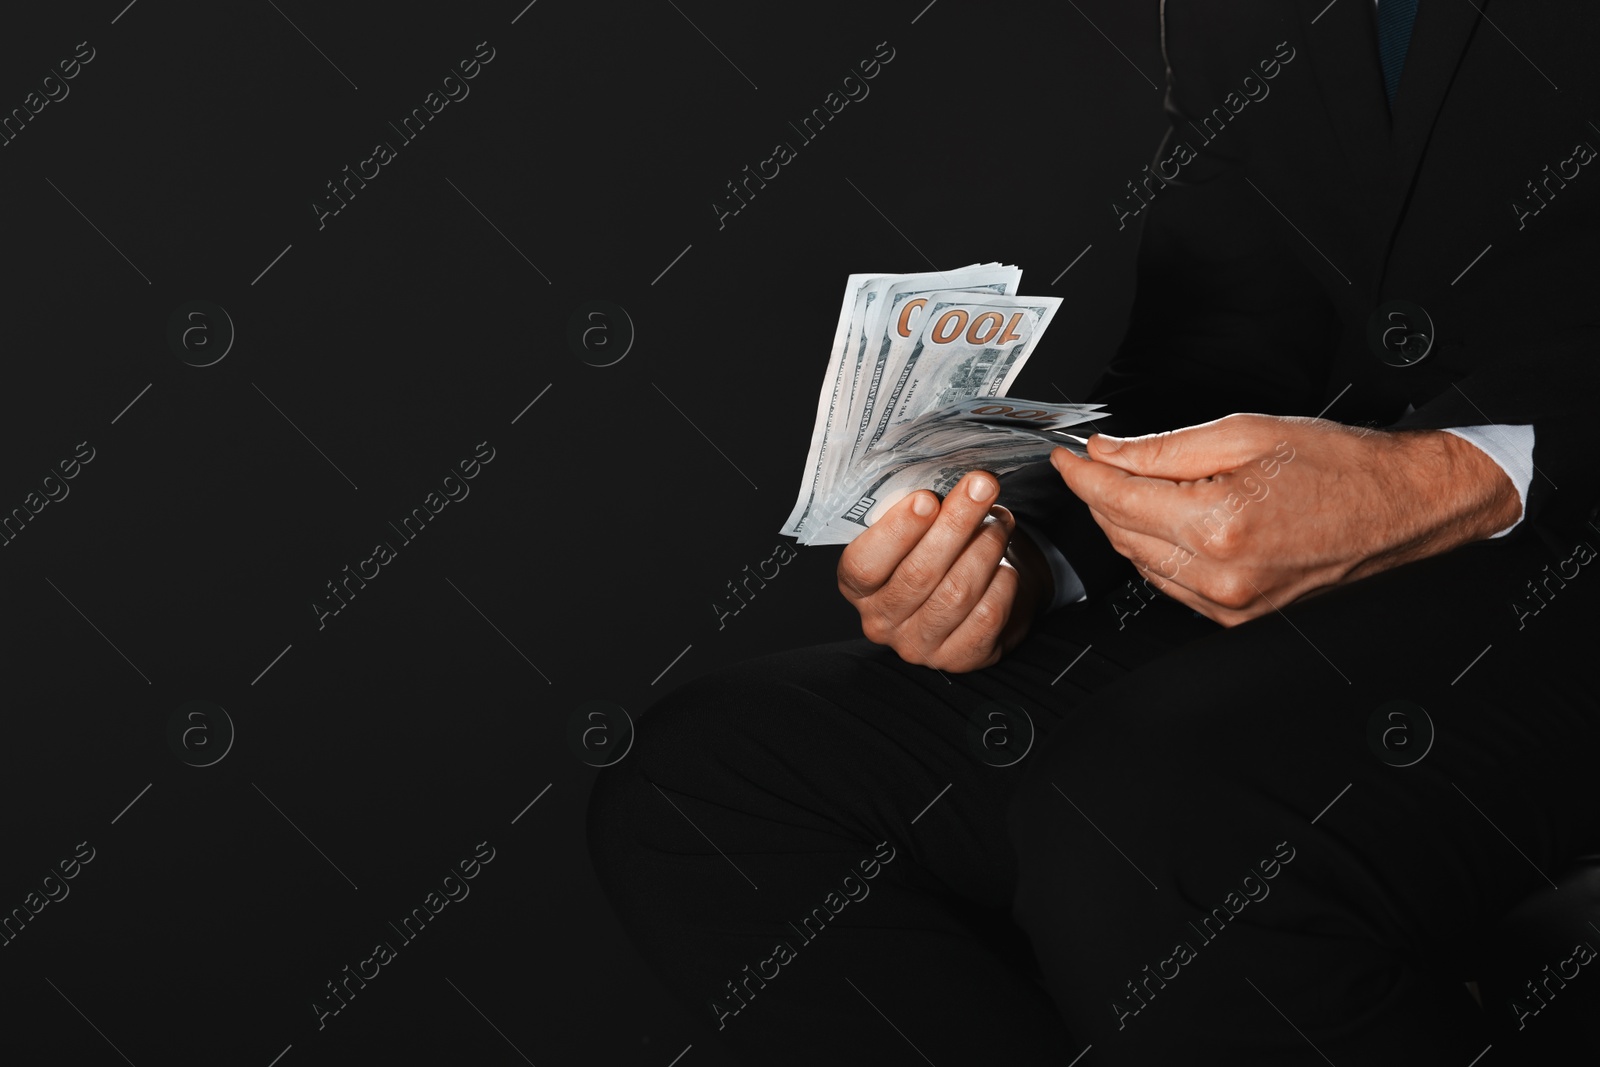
968, 595, 1004, 634
837, 555, 873, 597
941, 493, 988, 533
884, 511, 922, 545
1205, 572, 1256, 611
859, 614, 889, 644
1206, 518, 1240, 559
896, 642, 929, 667
923, 638, 965, 673
897, 555, 938, 593
926, 572, 973, 618
956, 626, 998, 669
966, 579, 1004, 630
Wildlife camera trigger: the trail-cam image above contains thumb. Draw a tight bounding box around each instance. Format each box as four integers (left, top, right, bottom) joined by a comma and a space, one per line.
1089, 417, 1273, 479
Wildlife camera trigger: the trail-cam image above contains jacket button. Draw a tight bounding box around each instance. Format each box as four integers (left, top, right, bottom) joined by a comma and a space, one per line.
1367, 300, 1434, 367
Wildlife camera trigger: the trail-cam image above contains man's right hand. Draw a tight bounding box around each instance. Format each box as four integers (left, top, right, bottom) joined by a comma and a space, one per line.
836, 470, 1053, 672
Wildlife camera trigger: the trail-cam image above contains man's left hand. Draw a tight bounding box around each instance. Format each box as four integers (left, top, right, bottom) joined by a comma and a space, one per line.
1050, 413, 1522, 626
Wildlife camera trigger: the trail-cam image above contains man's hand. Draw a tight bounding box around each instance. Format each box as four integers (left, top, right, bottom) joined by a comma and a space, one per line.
837, 470, 1053, 672
1051, 413, 1523, 627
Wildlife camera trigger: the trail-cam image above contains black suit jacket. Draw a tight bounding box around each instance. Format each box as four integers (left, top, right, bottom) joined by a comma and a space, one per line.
1001, 0, 1600, 602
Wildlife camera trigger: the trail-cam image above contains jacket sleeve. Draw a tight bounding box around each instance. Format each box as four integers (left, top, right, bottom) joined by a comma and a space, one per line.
1389, 324, 1600, 533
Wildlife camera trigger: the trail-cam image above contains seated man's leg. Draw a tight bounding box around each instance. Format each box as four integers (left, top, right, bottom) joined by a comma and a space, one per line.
587, 594, 1211, 1065
1009, 529, 1600, 1065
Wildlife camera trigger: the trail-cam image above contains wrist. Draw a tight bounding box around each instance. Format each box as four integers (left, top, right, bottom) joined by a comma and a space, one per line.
1386, 428, 1523, 554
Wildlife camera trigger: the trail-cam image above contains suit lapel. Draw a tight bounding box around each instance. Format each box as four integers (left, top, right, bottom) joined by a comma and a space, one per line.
1385, 0, 1487, 200
1292, 0, 1489, 285
1294, 0, 1392, 173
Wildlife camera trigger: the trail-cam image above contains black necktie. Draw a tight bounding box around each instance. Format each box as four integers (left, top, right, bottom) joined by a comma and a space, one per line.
1377, 0, 1418, 106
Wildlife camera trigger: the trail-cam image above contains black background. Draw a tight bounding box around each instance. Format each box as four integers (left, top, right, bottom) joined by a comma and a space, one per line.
0, 1, 1164, 1064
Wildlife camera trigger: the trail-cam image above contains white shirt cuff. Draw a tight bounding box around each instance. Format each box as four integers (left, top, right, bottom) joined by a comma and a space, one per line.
1440, 424, 1534, 538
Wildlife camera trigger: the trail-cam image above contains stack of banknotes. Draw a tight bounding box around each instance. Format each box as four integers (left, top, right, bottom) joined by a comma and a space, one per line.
782, 264, 1108, 545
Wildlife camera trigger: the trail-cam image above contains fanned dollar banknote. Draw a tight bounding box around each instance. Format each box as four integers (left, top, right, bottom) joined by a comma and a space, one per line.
783, 265, 1109, 545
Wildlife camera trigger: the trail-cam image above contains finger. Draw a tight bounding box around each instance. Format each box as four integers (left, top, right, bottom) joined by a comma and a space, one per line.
881, 470, 1004, 614
1066, 456, 1252, 560
907, 504, 1016, 644
837, 487, 941, 601
1086, 514, 1201, 597
1051, 448, 1192, 544
854, 508, 1008, 662
929, 559, 1018, 672
1088, 414, 1279, 479
1076, 500, 1250, 627
1088, 507, 1265, 617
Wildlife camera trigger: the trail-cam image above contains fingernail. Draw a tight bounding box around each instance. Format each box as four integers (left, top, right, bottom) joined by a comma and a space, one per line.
967, 474, 995, 501
1094, 435, 1124, 453
911, 491, 935, 517
988, 504, 1013, 526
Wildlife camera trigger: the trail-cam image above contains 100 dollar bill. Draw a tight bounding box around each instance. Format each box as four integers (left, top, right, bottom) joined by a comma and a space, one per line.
784, 267, 1104, 546
802, 395, 1101, 545
781, 264, 1020, 539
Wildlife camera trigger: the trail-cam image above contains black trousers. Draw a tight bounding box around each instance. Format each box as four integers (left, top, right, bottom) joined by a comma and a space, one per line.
587, 525, 1600, 1065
